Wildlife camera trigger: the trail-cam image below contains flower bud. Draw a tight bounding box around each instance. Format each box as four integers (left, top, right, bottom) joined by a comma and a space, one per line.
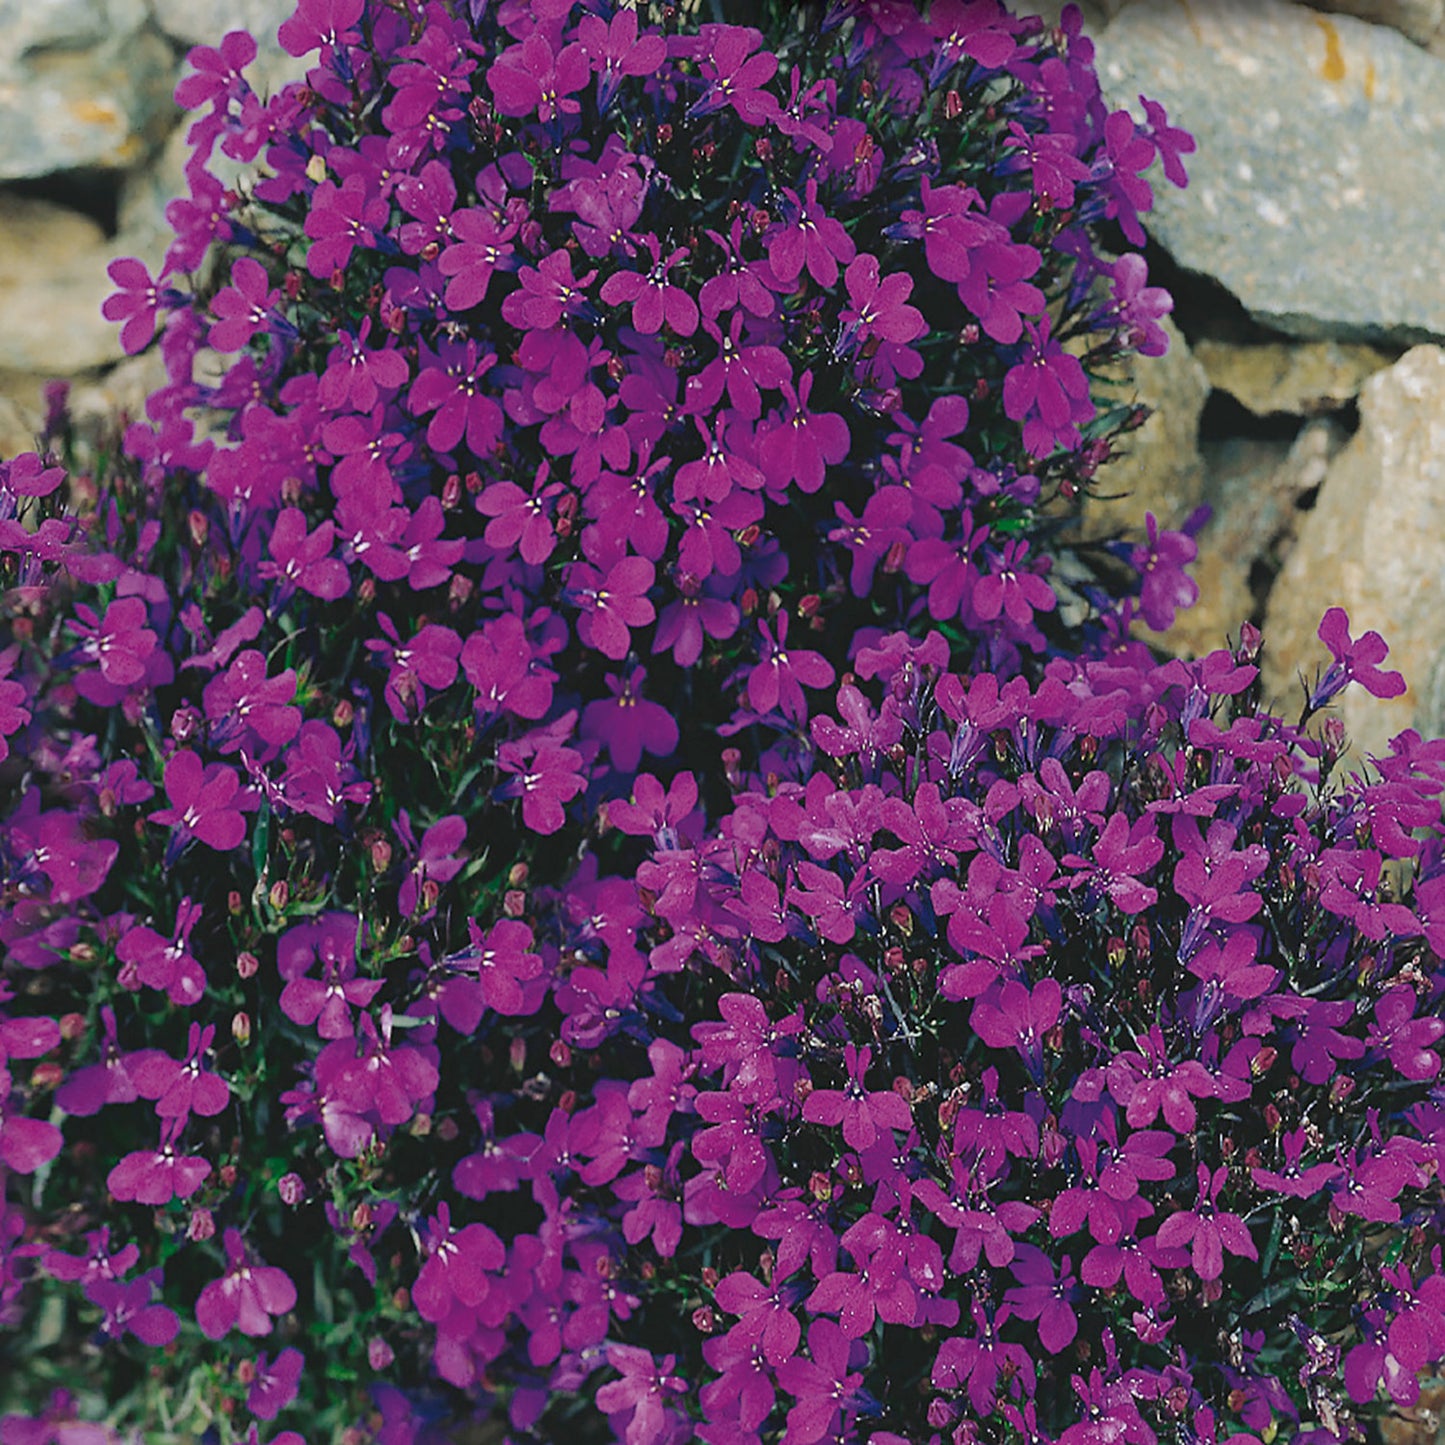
692, 1306, 716, 1333
235, 1358, 256, 1386
188, 1208, 215, 1243
231, 1011, 251, 1045
30, 1062, 62, 1090
277, 1173, 305, 1206
701, 1266, 719, 1289
368, 1337, 394, 1370
371, 839, 392, 872
237, 951, 259, 979
269, 879, 289, 911
59, 1012, 85, 1041
550, 1039, 571, 1068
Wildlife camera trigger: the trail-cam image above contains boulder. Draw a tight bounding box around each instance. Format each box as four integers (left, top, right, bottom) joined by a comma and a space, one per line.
1193, 338, 1396, 417
1301, 0, 1444, 47
1262, 346, 1445, 759
1080, 315, 1211, 539
1093, 0, 1445, 345
1164, 418, 1346, 658
0, 194, 129, 375
0, 0, 176, 180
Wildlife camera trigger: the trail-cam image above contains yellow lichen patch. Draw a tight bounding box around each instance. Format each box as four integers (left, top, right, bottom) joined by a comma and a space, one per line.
1314, 15, 1346, 82
71, 98, 121, 127
1364, 59, 1377, 102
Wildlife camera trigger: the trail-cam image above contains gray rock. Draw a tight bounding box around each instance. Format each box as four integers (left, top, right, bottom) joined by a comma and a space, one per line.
1164, 418, 1345, 658
0, 194, 129, 375
1094, 0, 1445, 346
1079, 315, 1211, 538
1262, 346, 1445, 761
0, 0, 177, 180
1301, 0, 1444, 47
1193, 338, 1396, 416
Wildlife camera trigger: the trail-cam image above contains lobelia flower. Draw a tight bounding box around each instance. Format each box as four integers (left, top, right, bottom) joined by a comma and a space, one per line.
495, 733, 588, 834
0, 1067, 63, 1174
1003, 314, 1095, 457
86, 1272, 180, 1348
412, 1201, 506, 1324
149, 750, 255, 855
246, 1347, 304, 1421
802, 1043, 911, 1151
577, 7, 668, 111
207, 257, 281, 353
747, 613, 835, 723
195, 1229, 296, 1340
258, 509, 350, 601
395, 812, 468, 917
115, 897, 206, 1007
775, 1319, 868, 1445
106, 1118, 211, 1205
932, 1301, 1036, 1416
1310, 606, 1407, 708
687, 24, 779, 124
129, 1022, 230, 1121
595, 1344, 689, 1445
1152, 1163, 1257, 1281
581, 666, 678, 774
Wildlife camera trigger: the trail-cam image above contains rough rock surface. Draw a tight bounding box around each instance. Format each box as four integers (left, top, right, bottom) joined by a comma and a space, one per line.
1194, 338, 1396, 416
0, 194, 128, 375
1262, 347, 1445, 759
1164, 418, 1345, 658
1094, 0, 1445, 345
1302, 0, 1445, 46
1080, 316, 1211, 538
0, 0, 176, 180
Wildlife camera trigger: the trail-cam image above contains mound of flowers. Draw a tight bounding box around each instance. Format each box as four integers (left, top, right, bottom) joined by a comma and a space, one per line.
1, 0, 1443, 1442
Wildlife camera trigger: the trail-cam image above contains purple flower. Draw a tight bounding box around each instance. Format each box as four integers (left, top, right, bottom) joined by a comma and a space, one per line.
208, 257, 280, 353
1004, 1245, 1080, 1354
687, 25, 779, 124
496, 735, 587, 835
1311, 606, 1407, 707
115, 897, 206, 1007
1152, 1164, 1257, 1281
107, 1119, 211, 1204
304, 175, 389, 279
595, 1344, 688, 1445
259, 510, 349, 601
412, 1201, 505, 1323
247, 1347, 304, 1421
487, 31, 589, 122
195, 1229, 296, 1340
802, 1043, 911, 1151
776, 1319, 866, 1445
577, 8, 668, 110
600, 236, 699, 338
396, 812, 468, 918
1368, 986, 1444, 1081
582, 666, 678, 773
149, 751, 254, 853
747, 613, 835, 722
932, 1301, 1035, 1416
1003, 315, 1094, 457
0, 1068, 63, 1174
277, 0, 362, 58
87, 1273, 179, 1348
102, 258, 170, 355
129, 1022, 230, 1121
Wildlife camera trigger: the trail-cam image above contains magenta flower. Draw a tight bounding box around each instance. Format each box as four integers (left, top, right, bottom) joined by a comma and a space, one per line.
1004, 1245, 1080, 1354
486, 30, 590, 122
129, 1022, 230, 1121
477, 463, 566, 565
577, 7, 667, 110
1063, 812, 1163, 915
747, 613, 835, 722
768, 180, 856, 290
441, 917, 544, 1021
277, 0, 362, 57
688, 24, 779, 124
412, 1201, 506, 1323
0, 1068, 63, 1175
115, 896, 205, 1007
802, 1043, 911, 1151
600, 236, 699, 337
1368, 986, 1444, 1081
1153, 1164, 1257, 1281
149, 750, 253, 853
278, 915, 382, 1039
568, 551, 657, 660
396, 812, 468, 918
101, 258, 170, 354
776, 1319, 866, 1445
1003, 315, 1095, 457
107, 1119, 211, 1204
208, 257, 280, 353
246, 1347, 304, 1421
71, 597, 157, 688
319, 317, 410, 414
840, 253, 926, 350
87, 1273, 179, 1348
971, 978, 1062, 1081
409, 339, 503, 457
173, 29, 257, 109
581, 666, 678, 773
496, 736, 587, 835
438, 205, 516, 311
932, 1301, 1035, 1416
303, 176, 388, 279
758, 370, 850, 496
1105, 1024, 1216, 1132
1311, 606, 1407, 708
595, 1343, 688, 1445
195, 1229, 296, 1340
258, 509, 349, 602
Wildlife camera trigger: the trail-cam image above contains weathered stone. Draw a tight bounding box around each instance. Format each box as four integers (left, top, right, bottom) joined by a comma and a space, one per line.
0, 195, 129, 375
1093, 0, 1445, 345
1080, 315, 1210, 539
1194, 338, 1396, 416
1262, 347, 1445, 760
1163, 418, 1346, 658
1378, 1378, 1445, 1445
0, 0, 177, 180
149, 0, 311, 95
1302, 0, 1445, 47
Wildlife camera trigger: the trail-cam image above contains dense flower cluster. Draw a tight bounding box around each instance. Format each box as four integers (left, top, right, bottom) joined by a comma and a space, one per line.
3, 0, 1442, 1442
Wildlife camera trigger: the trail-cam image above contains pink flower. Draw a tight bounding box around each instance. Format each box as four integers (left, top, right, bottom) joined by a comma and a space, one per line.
149, 750, 253, 854
595, 1344, 688, 1445
195, 1229, 296, 1339
412, 1201, 506, 1323
802, 1043, 911, 1151
0, 1068, 63, 1174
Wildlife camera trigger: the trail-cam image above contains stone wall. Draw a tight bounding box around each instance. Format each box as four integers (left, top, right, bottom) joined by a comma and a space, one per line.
5, 0, 1445, 774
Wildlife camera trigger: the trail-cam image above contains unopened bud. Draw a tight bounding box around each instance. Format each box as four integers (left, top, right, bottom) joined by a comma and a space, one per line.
237, 951, 259, 979
188, 1208, 216, 1243
550, 1039, 571, 1068
269, 879, 289, 911
231, 1011, 251, 1045
277, 1172, 305, 1206
369, 1337, 394, 1370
